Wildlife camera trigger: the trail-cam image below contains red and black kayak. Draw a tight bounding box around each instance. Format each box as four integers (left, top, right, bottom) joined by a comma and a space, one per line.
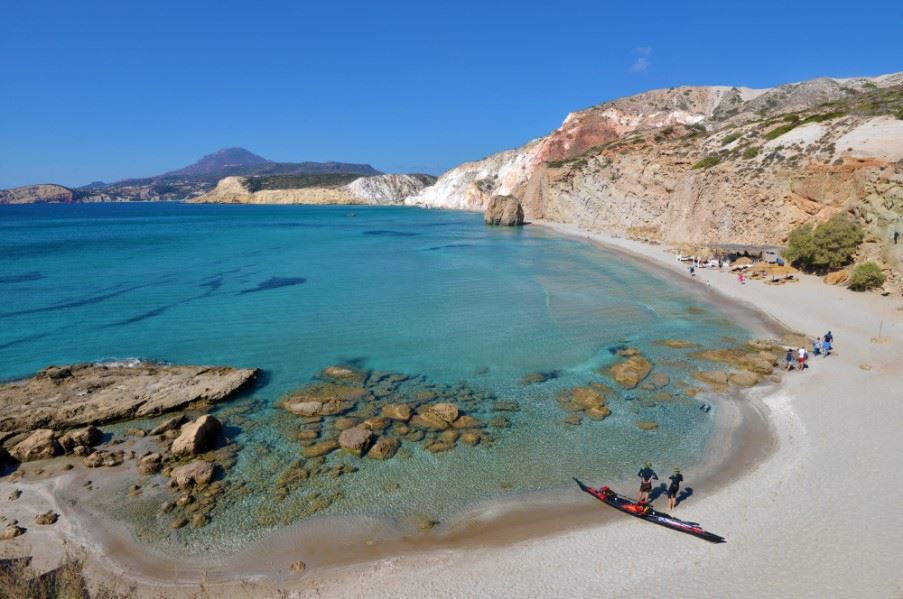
574, 478, 726, 544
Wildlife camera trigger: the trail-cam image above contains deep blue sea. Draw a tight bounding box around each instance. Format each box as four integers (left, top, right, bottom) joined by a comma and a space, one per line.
0, 203, 758, 551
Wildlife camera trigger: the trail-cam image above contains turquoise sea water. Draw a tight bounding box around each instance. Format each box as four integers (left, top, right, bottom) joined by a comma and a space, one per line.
0, 203, 757, 552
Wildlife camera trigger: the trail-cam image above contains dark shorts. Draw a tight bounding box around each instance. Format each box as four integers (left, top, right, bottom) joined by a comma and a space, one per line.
667, 485, 680, 498
640, 481, 652, 493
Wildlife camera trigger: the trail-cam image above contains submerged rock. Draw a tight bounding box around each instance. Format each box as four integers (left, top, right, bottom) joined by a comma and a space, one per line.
338, 427, 374, 456
170, 460, 215, 488
381, 404, 412, 422
368, 436, 399, 460
301, 439, 339, 458
608, 350, 653, 389
634, 421, 659, 431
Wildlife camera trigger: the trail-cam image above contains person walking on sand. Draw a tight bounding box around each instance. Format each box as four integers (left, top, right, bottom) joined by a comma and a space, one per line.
798, 346, 808, 371
823, 335, 832, 357
667, 468, 684, 511
637, 462, 658, 503
813, 337, 822, 356
785, 348, 794, 371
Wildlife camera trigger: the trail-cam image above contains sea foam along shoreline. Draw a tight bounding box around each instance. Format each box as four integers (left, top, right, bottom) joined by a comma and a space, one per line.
276, 220, 903, 597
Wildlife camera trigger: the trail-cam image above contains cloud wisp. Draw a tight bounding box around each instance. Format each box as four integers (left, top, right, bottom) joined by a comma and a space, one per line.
629, 47, 652, 73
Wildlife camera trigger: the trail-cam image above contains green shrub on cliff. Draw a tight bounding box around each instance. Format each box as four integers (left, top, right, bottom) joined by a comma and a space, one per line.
848, 262, 885, 291
692, 155, 720, 169
764, 122, 798, 140
784, 214, 864, 273
742, 146, 759, 159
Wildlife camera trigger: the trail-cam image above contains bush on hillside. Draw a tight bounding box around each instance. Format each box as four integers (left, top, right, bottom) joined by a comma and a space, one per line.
764, 122, 798, 140
847, 262, 885, 291
742, 146, 759, 159
692, 155, 720, 169
783, 214, 864, 273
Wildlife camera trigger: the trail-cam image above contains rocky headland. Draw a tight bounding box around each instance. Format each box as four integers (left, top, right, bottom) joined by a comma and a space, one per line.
190, 173, 436, 205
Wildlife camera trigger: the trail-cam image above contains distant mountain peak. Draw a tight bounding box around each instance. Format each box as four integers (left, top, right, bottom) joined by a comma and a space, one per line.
165, 147, 271, 177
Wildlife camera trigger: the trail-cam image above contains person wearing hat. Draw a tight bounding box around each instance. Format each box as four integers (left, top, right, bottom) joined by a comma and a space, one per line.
637, 462, 658, 503
667, 468, 684, 511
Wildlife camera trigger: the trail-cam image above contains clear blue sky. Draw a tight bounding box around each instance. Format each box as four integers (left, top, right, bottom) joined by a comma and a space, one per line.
1, 0, 900, 188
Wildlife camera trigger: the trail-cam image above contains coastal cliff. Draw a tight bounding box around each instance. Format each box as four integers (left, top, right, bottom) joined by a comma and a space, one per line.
407, 73, 903, 279
192, 173, 435, 205
0, 184, 75, 204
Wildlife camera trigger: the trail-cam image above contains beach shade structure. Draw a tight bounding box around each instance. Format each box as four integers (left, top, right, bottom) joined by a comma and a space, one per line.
733, 257, 754, 266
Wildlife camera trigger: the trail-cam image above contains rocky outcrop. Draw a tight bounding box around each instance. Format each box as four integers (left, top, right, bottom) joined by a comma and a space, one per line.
608, 349, 653, 389
0, 184, 75, 204
191, 173, 435, 205
484, 195, 525, 226
10, 430, 60, 462
170, 415, 221, 457
170, 460, 215, 488
57, 426, 102, 454
407, 72, 903, 284
0, 363, 258, 434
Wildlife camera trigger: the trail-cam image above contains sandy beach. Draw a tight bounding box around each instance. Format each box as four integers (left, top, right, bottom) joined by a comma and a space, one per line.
2, 219, 902, 598
283, 221, 903, 597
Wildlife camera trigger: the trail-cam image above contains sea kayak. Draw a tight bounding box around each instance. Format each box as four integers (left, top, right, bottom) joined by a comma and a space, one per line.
574, 478, 726, 543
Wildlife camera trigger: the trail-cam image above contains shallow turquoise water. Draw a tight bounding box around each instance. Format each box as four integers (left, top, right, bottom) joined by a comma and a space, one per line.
0, 203, 756, 551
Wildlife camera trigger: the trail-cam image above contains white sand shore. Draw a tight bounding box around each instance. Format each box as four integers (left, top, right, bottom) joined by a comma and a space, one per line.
3, 220, 902, 597
293, 221, 903, 597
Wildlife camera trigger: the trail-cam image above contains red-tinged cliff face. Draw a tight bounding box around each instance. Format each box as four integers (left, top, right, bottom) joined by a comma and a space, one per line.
408, 72, 903, 288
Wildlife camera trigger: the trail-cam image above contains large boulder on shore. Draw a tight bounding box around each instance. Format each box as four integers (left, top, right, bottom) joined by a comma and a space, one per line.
368, 436, 399, 460
0, 362, 258, 434
170, 415, 221, 457
483, 195, 524, 226
58, 425, 102, 454
10, 429, 60, 462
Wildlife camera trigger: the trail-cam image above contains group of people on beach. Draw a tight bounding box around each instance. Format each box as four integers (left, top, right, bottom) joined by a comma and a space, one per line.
636, 462, 684, 510
784, 330, 834, 371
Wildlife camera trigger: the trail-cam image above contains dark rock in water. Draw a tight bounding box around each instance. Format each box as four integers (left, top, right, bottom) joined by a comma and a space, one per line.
492, 400, 520, 412
239, 277, 306, 294
368, 436, 399, 460
338, 427, 374, 456
520, 371, 559, 385
483, 195, 524, 226
362, 230, 420, 237
0, 272, 44, 284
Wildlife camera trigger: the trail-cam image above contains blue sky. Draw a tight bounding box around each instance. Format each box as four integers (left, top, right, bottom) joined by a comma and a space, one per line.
1, 0, 900, 188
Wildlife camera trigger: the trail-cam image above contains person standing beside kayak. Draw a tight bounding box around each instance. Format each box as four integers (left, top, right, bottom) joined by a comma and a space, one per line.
667, 468, 684, 510
637, 462, 658, 503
